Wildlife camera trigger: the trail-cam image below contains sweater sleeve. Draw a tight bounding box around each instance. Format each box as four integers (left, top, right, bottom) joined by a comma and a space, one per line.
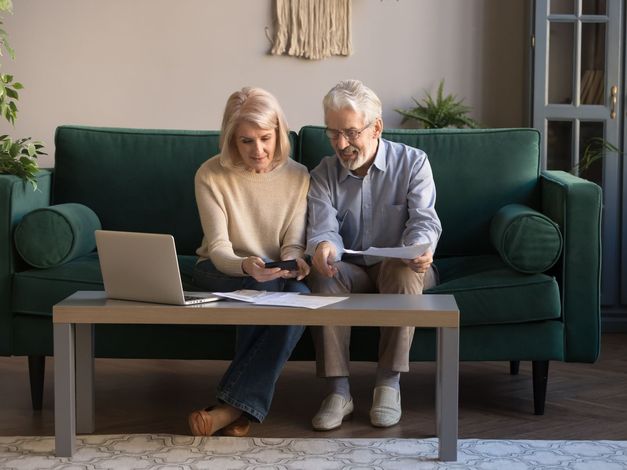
280, 169, 310, 261
195, 162, 246, 276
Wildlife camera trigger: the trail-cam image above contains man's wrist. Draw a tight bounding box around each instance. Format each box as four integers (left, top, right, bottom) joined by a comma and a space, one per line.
316, 241, 331, 250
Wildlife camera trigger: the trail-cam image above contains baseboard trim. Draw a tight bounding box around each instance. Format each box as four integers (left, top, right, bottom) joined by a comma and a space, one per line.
601, 309, 627, 333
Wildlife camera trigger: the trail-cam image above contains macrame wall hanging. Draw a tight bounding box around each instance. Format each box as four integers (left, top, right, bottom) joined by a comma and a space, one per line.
269, 0, 352, 60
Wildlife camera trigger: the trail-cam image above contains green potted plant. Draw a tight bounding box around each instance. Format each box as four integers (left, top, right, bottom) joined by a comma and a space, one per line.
0, 0, 45, 190
574, 137, 620, 176
395, 79, 480, 129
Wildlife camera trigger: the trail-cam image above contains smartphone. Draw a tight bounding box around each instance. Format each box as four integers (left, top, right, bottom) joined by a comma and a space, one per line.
265, 260, 298, 271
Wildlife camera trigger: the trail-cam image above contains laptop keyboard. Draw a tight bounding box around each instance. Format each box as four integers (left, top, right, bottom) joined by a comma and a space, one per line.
184, 294, 217, 304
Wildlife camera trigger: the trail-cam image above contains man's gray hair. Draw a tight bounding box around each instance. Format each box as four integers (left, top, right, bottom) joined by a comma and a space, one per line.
323, 79, 382, 124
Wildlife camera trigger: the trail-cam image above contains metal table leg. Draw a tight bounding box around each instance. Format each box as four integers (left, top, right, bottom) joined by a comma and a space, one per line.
54, 323, 76, 457
75, 324, 95, 433
436, 326, 459, 461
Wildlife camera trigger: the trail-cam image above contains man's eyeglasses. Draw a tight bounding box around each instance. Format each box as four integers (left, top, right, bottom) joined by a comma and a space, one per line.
325, 122, 372, 141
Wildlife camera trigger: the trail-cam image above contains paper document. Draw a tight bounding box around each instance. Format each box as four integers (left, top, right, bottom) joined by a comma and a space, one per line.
212, 290, 348, 309
344, 242, 431, 259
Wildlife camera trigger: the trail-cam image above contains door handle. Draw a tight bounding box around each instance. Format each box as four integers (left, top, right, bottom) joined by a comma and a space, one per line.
610, 85, 618, 119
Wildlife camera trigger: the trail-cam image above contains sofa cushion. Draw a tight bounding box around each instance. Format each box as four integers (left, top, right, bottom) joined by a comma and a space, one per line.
14, 203, 101, 268
53, 127, 222, 256
490, 204, 562, 273
426, 255, 561, 326
53, 126, 299, 255
12, 253, 199, 316
298, 127, 542, 258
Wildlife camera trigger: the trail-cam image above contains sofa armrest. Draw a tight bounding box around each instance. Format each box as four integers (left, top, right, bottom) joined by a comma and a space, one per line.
541, 170, 602, 362
0, 170, 52, 355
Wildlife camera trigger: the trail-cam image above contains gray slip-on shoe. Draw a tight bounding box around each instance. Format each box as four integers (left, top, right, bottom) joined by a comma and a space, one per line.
369, 386, 401, 427
312, 394, 354, 431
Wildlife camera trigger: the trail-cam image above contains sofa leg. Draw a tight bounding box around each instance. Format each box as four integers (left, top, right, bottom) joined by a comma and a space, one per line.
28, 355, 45, 411
532, 360, 549, 415
509, 360, 520, 375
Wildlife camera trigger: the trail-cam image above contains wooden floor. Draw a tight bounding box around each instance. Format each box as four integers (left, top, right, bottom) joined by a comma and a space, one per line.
1, 333, 625, 440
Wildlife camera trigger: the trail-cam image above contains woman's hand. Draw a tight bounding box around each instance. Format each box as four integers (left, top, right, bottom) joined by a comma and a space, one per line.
242, 256, 310, 282
285, 257, 310, 281
242, 256, 309, 282
242, 256, 287, 282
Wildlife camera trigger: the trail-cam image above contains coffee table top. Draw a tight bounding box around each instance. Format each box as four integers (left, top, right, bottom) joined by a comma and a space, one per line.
53, 291, 459, 328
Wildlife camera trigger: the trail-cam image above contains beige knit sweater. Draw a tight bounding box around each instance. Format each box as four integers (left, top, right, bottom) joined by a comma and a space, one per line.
195, 155, 310, 276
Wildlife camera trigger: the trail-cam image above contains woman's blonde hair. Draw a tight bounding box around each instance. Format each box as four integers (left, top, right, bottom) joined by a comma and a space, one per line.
219, 87, 291, 166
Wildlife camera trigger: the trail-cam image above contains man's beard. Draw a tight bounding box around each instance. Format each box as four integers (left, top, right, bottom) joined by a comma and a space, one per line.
337, 145, 370, 171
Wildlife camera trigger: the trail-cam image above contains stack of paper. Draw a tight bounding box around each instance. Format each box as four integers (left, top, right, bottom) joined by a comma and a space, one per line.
212, 290, 347, 309
344, 242, 431, 259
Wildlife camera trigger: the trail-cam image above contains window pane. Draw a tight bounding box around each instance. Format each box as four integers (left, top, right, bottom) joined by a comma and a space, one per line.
581, 23, 606, 104
551, 0, 575, 14
547, 121, 573, 170
549, 22, 574, 104
579, 122, 605, 184
582, 0, 606, 15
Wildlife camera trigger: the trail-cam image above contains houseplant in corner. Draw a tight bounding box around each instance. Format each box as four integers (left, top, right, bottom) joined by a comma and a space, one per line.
395, 79, 480, 129
0, 0, 45, 190
573, 137, 620, 177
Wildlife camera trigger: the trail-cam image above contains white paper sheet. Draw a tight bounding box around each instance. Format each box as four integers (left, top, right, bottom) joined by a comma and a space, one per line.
212, 290, 348, 309
344, 242, 431, 259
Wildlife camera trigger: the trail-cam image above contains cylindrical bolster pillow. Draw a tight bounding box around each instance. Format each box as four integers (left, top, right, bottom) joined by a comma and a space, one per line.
490, 204, 563, 274
14, 203, 101, 268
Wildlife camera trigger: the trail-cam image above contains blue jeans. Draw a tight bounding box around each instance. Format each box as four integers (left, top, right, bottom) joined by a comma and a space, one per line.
192, 259, 308, 422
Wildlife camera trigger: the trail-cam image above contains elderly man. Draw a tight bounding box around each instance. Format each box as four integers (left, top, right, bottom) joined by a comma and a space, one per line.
306, 79, 442, 431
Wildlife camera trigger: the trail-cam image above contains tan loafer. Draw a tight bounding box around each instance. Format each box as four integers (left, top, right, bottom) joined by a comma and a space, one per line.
188, 408, 215, 436
221, 416, 251, 437
312, 394, 354, 431
370, 386, 401, 427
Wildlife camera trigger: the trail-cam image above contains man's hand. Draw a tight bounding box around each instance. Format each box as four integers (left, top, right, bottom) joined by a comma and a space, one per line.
312, 241, 338, 278
403, 249, 433, 273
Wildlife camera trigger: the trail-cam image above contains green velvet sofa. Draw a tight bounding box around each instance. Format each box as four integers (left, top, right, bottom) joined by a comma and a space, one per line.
0, 125, 602, 415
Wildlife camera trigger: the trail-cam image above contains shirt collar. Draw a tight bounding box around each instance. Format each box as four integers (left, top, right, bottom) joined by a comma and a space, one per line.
372, 138, 387, 172
337, 138, 387, 182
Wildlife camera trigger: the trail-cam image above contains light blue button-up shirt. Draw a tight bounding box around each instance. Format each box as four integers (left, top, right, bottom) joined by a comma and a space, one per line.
306, 138, 442, 266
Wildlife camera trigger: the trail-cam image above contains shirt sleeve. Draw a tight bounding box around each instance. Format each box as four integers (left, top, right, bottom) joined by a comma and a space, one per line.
306, 162, 345, 261
403, 151, 442, 255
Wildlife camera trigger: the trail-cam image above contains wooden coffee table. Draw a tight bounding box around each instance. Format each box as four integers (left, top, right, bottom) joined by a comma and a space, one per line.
53, 291, 459, 460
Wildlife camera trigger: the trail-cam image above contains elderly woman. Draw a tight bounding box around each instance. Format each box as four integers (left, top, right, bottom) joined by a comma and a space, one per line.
188, 87, 310, 437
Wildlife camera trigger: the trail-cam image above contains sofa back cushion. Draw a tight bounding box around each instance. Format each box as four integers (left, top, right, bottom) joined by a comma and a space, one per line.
54, 126, 219, 255
54, 126, 297, 256
298, 127, 541, 257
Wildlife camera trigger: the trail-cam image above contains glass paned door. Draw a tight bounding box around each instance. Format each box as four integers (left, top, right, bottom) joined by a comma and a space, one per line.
551, 0, 576, 14
580, 22, 605, 104
533, 0, 622, 305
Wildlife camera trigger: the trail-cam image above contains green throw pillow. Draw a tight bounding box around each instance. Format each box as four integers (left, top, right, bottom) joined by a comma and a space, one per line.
490, 204, 563, 274
14, 203, 101, 268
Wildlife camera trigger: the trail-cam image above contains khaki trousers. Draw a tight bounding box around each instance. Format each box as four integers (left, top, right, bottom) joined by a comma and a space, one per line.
308, 258, 438, 377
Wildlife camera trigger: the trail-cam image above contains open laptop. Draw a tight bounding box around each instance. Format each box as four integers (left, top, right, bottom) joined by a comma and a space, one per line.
95, 230, 220, 305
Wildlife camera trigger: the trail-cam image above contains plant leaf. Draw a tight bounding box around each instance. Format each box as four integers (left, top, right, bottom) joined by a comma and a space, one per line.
395, 79, 480, 128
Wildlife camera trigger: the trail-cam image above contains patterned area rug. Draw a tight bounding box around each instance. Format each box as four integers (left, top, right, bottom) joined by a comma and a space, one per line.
1, 434, 626, 469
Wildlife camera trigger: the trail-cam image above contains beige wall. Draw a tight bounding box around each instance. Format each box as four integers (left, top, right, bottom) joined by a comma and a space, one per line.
0, 0, 528, 167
